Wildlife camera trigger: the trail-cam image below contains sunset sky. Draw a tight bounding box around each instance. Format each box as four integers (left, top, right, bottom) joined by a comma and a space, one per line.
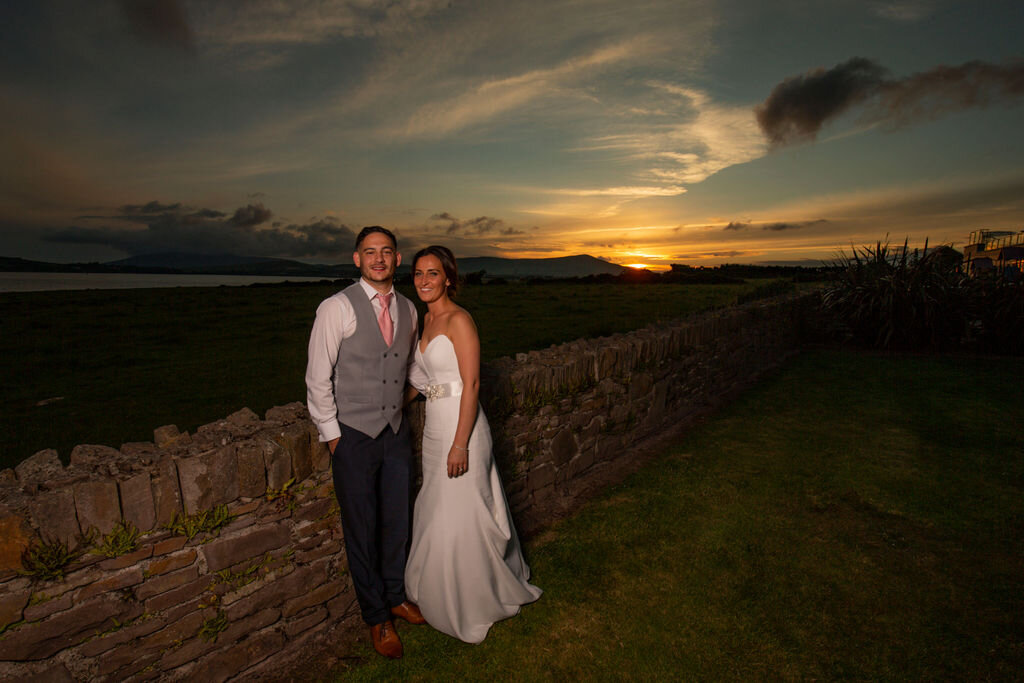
2, 0, 1022, 269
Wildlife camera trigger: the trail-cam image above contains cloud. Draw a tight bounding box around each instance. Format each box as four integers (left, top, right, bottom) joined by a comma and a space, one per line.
392, 39, 653, 140
191, 0, 451, 48
762, 219, 828, 231
46, 201, 358, 258
757, 58, 1024, 146
722, 218, 827, 231
117, 0, 195, 52
870, 1, 934, 22
430, 212, 511, 236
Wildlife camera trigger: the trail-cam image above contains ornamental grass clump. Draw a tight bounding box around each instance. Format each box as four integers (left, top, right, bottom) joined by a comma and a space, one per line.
823, 237, 1024, 354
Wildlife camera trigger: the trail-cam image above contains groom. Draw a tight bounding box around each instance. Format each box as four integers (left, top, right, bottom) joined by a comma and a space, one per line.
306, 226, 428, 659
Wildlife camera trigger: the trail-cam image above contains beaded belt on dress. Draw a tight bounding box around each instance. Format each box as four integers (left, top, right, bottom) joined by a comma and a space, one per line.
424, 381, 463, 401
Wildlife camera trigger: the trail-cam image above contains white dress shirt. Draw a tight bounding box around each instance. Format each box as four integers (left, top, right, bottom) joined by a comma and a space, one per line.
305, 278, 429, 442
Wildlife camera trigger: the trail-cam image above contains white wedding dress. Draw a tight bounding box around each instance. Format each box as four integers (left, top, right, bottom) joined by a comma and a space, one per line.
405, 334, 542, 643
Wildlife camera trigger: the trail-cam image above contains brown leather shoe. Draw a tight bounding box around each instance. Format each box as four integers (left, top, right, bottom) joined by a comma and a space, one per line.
390, 600, 427, 625
370, 620, 402, 659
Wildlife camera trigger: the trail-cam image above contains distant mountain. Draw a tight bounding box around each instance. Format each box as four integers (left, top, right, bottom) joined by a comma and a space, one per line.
2, 252, 628, 279
109, 252, 277, 268
452, 255, 626, 278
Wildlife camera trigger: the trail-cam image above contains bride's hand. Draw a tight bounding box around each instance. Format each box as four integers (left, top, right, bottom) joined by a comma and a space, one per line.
447, 445, 469, 478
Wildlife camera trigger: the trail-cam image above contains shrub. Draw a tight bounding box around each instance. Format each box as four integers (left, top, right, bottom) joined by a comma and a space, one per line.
823, 238, 1024, 353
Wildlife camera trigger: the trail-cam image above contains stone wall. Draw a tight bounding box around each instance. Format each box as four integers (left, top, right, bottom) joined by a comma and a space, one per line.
0, 293, 816, 681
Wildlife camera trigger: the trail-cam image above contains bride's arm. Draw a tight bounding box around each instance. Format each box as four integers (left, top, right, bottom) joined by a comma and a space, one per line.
447, 310, 480, 478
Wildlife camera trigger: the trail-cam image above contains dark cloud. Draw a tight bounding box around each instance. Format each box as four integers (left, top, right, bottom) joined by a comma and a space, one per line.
500, 227, 525, 235
721, 218, 827, 232
686, 251, 750, 259
230, 203, 273, 228
47, 201, 357, 258
756, 58, 1024, 146
120, 201, 183, 214
117, 0, 195, 52
430, 212, 508, 236
762, 219, 828, 231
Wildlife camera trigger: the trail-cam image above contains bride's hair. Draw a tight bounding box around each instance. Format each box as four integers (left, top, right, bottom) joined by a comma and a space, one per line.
413, 245, 459, 297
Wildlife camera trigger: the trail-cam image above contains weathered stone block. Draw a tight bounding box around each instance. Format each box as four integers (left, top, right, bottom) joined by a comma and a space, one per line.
15, 449, 62, 483
74, 567, 144, 602
550, 428, 577, 467
282, 579, 342, 617
235, 441, 267, 499
120, 441, 162, 465
227, 407, 260, 426
153, 535, 187, 556
176, 445, 239, 515
119, 471, 156, 531
145, 549, 196, 577
309, 423, 330, 472
152, 457, 183, 528
284, 606, 327, 638
73, 478, 120, 535
326, 588, 358, 619
226, 564, 323, 621
527, 463, 556, 493
99, 544, 153, 570
136, 565, 200, 600
264, 402, 305, 423
292, 497, 334, 523
135, 608, 209, 655
143, 574, 211, 614
68, 444, 121, 470
201, 523, 291, 573
154, 424, 184, 448
254, 431, 292, 491
0, 595, 138, 661
273, 422, 312, 484
23, 591, 72, 622
0, 586, 30, 630
97, 643, 162, 678
0, 512, 34, 574
187, 625, 285, 682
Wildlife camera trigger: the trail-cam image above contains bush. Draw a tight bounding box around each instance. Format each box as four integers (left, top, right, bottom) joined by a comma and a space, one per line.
822, 238, 1023, 353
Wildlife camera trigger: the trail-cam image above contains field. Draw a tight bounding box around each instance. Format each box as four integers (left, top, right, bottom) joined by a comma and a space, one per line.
333, 350, 1024, 680
0, 279, 768, 469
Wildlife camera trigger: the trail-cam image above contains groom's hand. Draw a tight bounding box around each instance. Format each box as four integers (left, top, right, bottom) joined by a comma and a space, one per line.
327, 438, 339, 456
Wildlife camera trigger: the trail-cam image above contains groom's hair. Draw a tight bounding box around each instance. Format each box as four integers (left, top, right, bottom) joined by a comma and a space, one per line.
354, 226, 397, 250
413, 245, 459, 298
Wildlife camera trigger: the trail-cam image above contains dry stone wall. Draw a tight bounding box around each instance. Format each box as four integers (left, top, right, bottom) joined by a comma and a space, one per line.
0, 293, 816, 681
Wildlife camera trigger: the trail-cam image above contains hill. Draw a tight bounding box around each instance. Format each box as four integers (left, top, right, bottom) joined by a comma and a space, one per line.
1, 252, 626, 279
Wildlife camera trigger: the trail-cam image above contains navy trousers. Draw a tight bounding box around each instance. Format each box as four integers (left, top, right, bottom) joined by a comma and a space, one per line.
331, 420, 413, 626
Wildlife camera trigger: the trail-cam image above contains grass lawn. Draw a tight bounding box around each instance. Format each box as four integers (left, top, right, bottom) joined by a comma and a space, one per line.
0, 280, 765, 469
331, 349, 1024, 681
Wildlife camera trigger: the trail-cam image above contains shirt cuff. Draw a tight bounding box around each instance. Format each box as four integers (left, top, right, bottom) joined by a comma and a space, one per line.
317, 420, 342, 443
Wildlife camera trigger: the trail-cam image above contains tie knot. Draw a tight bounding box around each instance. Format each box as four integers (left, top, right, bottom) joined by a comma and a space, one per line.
377, 292, 392, 307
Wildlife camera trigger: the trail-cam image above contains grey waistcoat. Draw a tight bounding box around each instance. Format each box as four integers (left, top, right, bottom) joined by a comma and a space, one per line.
333, 283, 414, 438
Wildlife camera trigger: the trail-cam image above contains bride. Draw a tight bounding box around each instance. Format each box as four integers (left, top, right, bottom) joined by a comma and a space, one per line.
404, 245, 542, 643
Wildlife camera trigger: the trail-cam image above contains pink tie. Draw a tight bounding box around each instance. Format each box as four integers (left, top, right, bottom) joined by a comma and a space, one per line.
376, 292, 394, 347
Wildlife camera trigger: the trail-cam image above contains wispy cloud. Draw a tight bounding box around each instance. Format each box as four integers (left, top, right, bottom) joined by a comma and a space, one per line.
389, 40, 655, 140
572, 83, 767, 188
190, 0, 452, 49
870, 1, 935, 22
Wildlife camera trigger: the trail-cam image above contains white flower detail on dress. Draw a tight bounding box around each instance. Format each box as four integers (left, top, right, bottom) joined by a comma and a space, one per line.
424, 384, 451, 401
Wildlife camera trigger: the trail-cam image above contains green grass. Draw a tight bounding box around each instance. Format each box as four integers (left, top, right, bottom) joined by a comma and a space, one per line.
329, 350, 1024, 681
1, 280, 763, 468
